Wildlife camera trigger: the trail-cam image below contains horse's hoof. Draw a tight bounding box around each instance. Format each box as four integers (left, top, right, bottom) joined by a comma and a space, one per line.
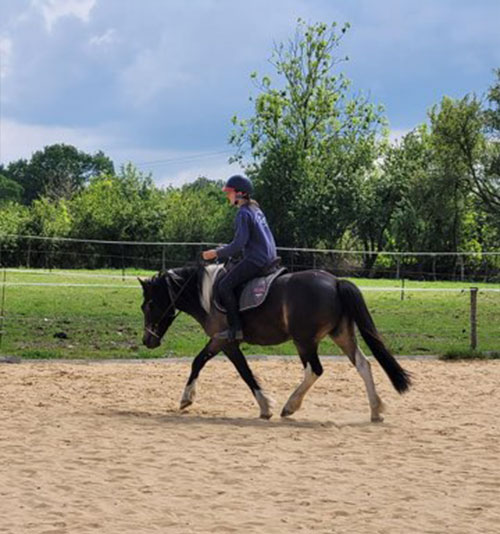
180, 399, 193, 410
280, 407, 294, 418
260, 412, 273, 420
371, 414, 384, 423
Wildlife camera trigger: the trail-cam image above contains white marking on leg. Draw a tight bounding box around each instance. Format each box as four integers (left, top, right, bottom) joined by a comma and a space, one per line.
354, 348, 385, 422
282, 363, 319, 417
180, 380, 197, 409
255, 389, 274, 419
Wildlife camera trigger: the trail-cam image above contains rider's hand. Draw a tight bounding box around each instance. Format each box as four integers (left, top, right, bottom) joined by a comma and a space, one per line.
202, 249, 217, 261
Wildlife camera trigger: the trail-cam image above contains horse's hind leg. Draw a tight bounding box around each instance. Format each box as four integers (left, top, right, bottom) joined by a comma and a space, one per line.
281, 341, 323, 417
332, 321, 385, 422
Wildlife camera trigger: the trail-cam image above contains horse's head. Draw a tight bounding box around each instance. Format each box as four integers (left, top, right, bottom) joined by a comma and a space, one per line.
139, 273, 177, 349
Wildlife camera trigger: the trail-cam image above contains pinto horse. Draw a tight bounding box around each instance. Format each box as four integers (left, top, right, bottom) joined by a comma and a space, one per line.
139, 265, 411, 422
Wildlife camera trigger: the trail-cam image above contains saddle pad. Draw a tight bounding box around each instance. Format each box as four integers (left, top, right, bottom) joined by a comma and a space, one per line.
214, 267, 287, 313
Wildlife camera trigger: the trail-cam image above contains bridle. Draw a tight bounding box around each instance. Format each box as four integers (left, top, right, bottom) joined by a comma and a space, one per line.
145, 269, 198, 340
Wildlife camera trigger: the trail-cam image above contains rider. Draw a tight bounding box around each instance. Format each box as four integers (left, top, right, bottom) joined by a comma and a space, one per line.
202, 174, 278, 341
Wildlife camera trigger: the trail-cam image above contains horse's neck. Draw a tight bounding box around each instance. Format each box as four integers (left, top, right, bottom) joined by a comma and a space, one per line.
173, 267, 207, 324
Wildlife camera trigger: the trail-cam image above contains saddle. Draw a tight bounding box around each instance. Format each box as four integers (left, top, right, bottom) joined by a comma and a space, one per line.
212, 259, 287, 313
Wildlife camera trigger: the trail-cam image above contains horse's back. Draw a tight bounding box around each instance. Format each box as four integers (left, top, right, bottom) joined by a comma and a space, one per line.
243, 269, 342, 342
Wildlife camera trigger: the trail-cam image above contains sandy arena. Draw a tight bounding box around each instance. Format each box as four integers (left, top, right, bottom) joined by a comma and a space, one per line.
1, 358, 499, 534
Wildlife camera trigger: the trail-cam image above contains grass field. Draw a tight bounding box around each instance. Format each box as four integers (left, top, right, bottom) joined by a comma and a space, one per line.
0, 268, 499, 360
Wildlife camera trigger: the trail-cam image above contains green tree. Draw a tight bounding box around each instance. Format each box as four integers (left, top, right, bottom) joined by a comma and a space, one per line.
385, 102, 488, 279
476, 69, 500, 215
163, 179, 233, 243
0, 202, 30, 236
7, 144, 114, 204
28, 197, 72, 237
0, 174, 24, 203
379, 127, 433, 254
70, 164, 160, 241
0, 202, 30, 266
231, 19, 386, 247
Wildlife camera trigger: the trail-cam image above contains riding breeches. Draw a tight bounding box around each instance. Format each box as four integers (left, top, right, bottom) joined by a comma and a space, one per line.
217, 259, 263, 330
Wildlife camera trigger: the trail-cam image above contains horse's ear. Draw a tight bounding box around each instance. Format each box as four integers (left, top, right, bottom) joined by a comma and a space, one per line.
137, 277, 147, 289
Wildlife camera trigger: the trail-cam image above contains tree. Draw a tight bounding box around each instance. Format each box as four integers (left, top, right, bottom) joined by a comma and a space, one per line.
477, 68, 500, 213
28, 197, 72, 237
0, 174, 24, 204
7, 144, 114, 204
353, 165, 404, 271
230, 19, 386, 247
70, 164, 160, 241
381, 102, 495, 281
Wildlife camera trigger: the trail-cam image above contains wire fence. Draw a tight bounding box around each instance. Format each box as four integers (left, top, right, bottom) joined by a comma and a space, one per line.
1, 234, 500, 282
1, 235, 499, 359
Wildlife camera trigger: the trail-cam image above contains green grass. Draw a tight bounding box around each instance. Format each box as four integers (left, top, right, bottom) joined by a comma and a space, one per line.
440, 349, 500, 360
0, 268, 499, 360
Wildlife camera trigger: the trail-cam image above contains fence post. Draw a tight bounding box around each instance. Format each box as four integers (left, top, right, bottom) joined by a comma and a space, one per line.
0, 268, 6, 351
26, 238, 31, 269
121, 245, 125, 281
400, 277, 405, 301
470, 287, 478, 350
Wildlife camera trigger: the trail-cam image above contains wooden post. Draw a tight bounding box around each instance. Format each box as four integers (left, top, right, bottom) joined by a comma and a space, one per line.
26, 239, 31, 269
0, 269, 6, 351
401, 277, 405, 301
470, 287, 478, 350
121, 245, 125, 281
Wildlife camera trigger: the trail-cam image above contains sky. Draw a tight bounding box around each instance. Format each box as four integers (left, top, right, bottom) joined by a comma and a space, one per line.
1, 0, 500, 187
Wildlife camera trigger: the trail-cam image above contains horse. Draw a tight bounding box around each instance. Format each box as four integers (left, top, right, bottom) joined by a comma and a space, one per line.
139, 264, 411, 422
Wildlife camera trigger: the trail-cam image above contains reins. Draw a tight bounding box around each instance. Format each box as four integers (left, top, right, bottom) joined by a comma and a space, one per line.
146, 268, 198, 339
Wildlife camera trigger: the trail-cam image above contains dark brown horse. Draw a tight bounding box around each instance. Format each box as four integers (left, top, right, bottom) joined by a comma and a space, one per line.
139, 264, 411, 422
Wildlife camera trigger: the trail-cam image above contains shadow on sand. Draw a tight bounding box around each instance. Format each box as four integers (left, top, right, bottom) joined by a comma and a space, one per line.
101, 408, 378, 430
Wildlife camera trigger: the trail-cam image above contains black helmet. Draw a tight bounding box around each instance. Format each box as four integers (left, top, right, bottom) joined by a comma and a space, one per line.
222, 174, 253, 196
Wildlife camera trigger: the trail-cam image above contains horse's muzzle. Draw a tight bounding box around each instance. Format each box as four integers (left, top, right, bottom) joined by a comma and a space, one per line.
143, 328, 161, 349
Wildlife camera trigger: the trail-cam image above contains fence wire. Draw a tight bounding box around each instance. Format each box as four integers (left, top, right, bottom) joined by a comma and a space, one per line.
1, 235, 500, 282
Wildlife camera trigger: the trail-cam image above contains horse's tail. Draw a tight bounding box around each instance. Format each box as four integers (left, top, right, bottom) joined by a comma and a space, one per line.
337, 279, 411, 393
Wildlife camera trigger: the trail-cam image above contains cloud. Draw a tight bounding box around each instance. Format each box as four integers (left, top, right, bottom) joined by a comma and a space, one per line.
2, 0, 500, 185
89, 28, 116, 47
0, 36, 12, 79
120, 43, 193, 107
388, 128, 411, 144
0, 118, 243, 187
0, 118, 111, 163
33, 0, 96, 32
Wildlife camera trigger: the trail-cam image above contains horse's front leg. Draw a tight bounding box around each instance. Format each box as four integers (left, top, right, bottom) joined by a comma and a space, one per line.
180, 342, 218, 409
223, 344, 274, 419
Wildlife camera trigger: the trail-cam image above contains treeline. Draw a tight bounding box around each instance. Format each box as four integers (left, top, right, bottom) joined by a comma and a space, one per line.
1, 21, 499, 278
0, 162, 234, 269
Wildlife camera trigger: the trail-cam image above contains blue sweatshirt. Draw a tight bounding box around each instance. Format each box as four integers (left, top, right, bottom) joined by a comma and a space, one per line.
216, 204, 277, 267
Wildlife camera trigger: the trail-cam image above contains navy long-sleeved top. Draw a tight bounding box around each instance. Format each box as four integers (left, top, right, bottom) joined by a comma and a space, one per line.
216, 204, 277, 267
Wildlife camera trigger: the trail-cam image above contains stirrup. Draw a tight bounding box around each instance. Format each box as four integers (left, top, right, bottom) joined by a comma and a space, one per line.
214, 329, 243, 341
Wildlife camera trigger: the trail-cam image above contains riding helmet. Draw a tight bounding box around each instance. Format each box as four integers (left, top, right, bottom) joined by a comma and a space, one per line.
222, 174, 254, 196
